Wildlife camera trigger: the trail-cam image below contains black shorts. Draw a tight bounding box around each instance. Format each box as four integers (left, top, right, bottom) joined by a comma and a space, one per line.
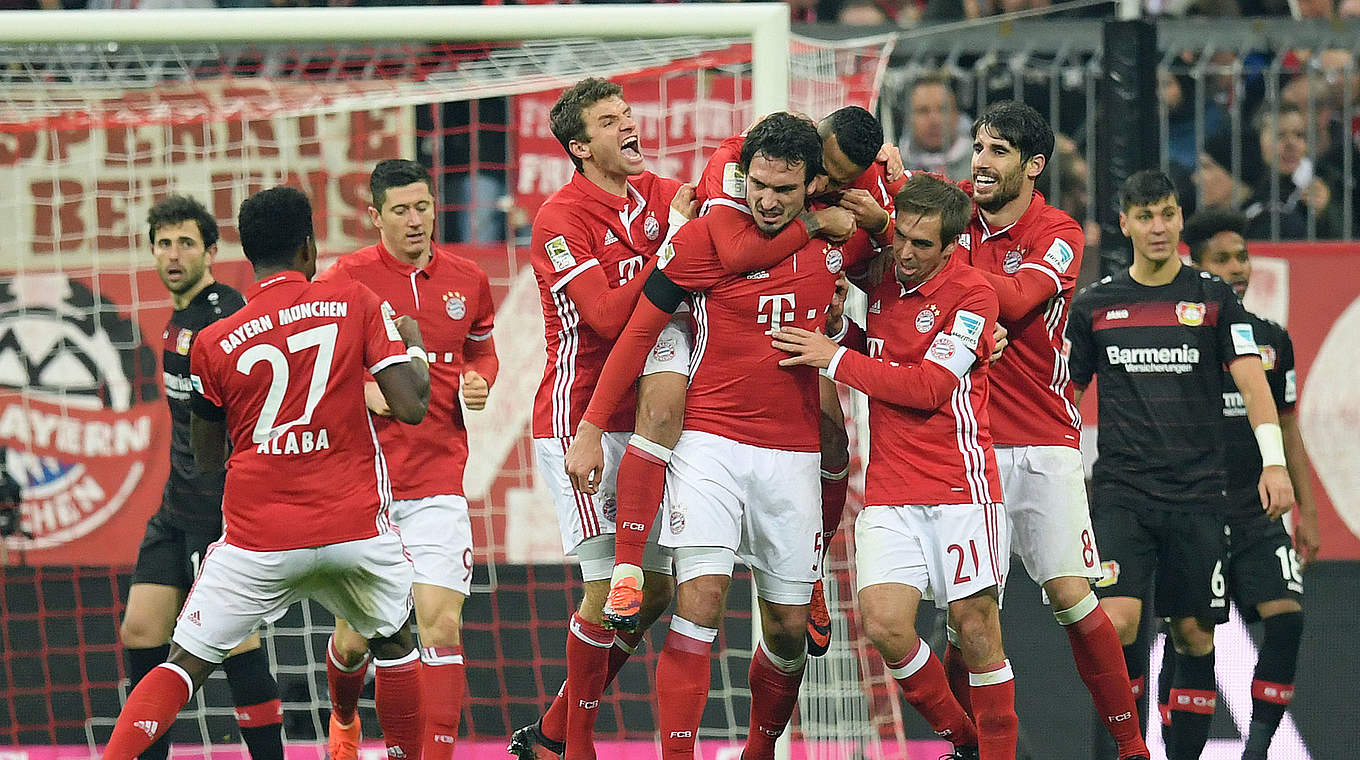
1090, 495, 1229, 623
130, 509, 223, 590
1226, 506, 1303, 623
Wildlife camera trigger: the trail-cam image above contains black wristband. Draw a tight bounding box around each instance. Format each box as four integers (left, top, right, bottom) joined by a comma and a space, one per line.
642, 268, 688, 314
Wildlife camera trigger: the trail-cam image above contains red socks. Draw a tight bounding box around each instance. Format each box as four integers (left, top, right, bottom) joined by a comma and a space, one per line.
886, 637, 978, 747
943, 636, 974, 718
969, 660, 1019, 760
743, 642, 807, 760
542, 627, 645, 745
373, 651, 423, 760
656, 617, 717, 760
612, 437, 671, 569
326, 635, 370, 726
103, 663, 193, 760
819, 467, 849, 556
1056, 594, 1148, 759
419, 646, 466, 760
564, 614, 614, 760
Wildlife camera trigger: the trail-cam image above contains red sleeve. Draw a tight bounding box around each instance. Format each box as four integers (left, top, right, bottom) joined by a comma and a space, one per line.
695, 135, 745, 207
358, 286, 411, 375
986, 215, 1083, 321
980, 267, 1063, 322
852, 164, 898, 249
561, 259, 656, 339
464, 268, 498, 384
830, 350, 962, 411
314, 256, 351, 284
581, 297, 673, 429
703, 202, 811, 274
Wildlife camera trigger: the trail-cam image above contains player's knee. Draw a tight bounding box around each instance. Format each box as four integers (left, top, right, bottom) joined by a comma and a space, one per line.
368, 627, 416, 661
860, 606, 910, 655
635, 395, 684, 447
674, 577, 728, 629
1169, 617, 1215, 656
417, 607, 463, 648
948, 597, 1001, 653
120, 615, 173, 649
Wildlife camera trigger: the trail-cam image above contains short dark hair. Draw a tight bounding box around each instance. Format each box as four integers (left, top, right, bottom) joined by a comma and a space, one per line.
549, 77, 624, 172
147, 195, 218, 249
740, 112, 824, 183
1119, 169, 1179, 211
1183, 208, 1248, 263
238, 187, 313, 270
895, 172, 972, 246
970, 100, 1054, 168
370, 159, 433, 211
819, 106, 884, 171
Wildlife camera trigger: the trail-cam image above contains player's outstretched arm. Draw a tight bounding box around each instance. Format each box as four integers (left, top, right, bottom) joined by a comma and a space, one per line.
375, 315, 430, 425
1228, 355, 1296, 520
562, 261, 656, 340
1280, 409, 1321, 568
774, 326, 965, 411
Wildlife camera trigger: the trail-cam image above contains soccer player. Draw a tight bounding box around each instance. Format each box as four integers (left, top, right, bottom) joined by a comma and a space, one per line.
598, 106, 899, 660
119, 195, 283, 760
1066, 170, 1296, 760
775, 172, 1016, 760
569, 112, 870, 760
319, 159, 498, 760
1154, 208, 1320, 760
100, 187, 430, 760
959, 101, 1149, 760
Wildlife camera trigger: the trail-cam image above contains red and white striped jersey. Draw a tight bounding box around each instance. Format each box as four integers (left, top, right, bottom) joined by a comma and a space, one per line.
530, 170, 683, 438
961, 192, 1084, 448
189, 271, 409, 552
844, 253, 1002, 505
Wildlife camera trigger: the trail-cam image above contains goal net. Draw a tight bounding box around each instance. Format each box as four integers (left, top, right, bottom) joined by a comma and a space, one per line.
0, 9, 913, 758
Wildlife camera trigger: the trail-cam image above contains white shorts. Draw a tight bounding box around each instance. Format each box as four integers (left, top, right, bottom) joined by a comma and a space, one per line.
174, 533, 414, 663
855, 502, 1009, 610
662, 430, 822, 600
996, 445, 1102, 585
643, 315, 693, 377
390, 494, 474, 595
534, 433, 672, 582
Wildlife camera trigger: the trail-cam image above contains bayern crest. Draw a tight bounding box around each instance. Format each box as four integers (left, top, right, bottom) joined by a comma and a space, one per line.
669, 502, 686, 534
644, 214, 661, 241
1002, 249, 1023, 274
445, 295, 466, 320
825, 248, 843, 274
915, 308, 936, 333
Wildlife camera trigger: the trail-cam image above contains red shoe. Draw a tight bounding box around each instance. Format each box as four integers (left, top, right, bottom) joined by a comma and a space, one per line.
602, 575, 643, 632
327, 713, 361, 760
806, 580, 832, 657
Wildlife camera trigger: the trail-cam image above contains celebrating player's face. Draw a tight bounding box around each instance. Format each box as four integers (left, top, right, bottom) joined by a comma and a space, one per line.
745, 154, 810, 234
1119, 195, 1182, 263
578, 95, 645, 178
892, 211, 952, 284
820, 133, 863, 193
152, 219, 214, 295
971, 126, 1030, 213
371, 181, 435, 263
1197, 231, 1251, 297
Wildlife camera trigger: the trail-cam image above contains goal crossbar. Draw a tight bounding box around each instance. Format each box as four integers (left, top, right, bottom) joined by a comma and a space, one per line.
0, 4, 790, 114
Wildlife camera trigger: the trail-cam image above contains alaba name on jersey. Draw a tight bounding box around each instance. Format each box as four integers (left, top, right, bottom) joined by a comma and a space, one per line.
842, 252, 1002, 506
1222, 310, 1295, 515
320, 243, 494, 500
189, 271, 410, 552
1067, 266, 1259, 509
531, 170, 683, 438
962, 192, 1084, 447
659, 209, 873, 453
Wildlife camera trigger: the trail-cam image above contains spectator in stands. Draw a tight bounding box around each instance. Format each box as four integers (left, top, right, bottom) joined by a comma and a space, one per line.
1194, 134, 1254, 215
899, 72, 972, 181
1161, 67, 1229, 170
837, 0, 891, 24
1246, 102, 1343, 239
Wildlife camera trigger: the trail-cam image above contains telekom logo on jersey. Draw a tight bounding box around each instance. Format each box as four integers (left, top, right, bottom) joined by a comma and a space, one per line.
756, 293, 797, 329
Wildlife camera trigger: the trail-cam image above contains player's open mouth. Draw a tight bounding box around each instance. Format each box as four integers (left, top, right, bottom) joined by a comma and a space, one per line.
973, 174, 998, 190
164, 266, 183, 280
755, 208, 783, 224
621, 136, 642, 161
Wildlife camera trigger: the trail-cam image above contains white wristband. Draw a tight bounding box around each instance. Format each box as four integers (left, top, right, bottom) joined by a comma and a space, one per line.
406, 346, 429, 365
1254, 423, 1286, 469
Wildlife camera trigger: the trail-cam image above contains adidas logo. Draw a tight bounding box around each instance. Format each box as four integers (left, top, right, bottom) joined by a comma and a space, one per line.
603, 229, 618, 245
745, 270, 769, 280
186, 610, 201, 626
868, 300, 881, 314
134, 720, 158, 738
387, 747, 406, 758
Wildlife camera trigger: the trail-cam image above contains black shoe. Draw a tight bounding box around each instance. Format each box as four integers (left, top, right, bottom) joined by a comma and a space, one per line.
507, 719, 564, 759
939, 747, 979, 760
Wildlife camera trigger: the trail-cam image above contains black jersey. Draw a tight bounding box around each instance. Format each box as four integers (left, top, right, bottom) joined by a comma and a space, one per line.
1221, 310, 1295, 517
160, 282, 245, 531
1067, 266, 1259, 510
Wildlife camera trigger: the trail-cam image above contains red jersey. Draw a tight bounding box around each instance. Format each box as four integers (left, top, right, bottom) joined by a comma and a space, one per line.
961, 192, 1083, 447
662, 209, 873, 452
189, 271, 409, 552
531, 170, 683, 437
829, 253, 1002, 505
320, 242, 496, 500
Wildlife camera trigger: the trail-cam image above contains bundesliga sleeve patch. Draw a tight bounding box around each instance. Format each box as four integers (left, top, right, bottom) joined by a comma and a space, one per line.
545, 235, 576, 273
380, 301, 402, 341
949, 310, 987, 351
189, 374, 205, 394
1285, 369, 1297, 404
1043, 238, 1076, 272
657, 242, 677, 270
1230, 322, 1259, 356
722, 162, 745, 199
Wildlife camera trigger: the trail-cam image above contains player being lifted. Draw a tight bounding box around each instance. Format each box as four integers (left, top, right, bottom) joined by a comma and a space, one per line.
1153, 208, 1319, 760
100, 187, 430, 760
775, 172, 1016, 760
320, 160, 498, 760
568, 112, 872, 760
595, 106, 902, 661
1066, 171, 1295, 760
119, 195, 284, 760
958, 101, 1149, 759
